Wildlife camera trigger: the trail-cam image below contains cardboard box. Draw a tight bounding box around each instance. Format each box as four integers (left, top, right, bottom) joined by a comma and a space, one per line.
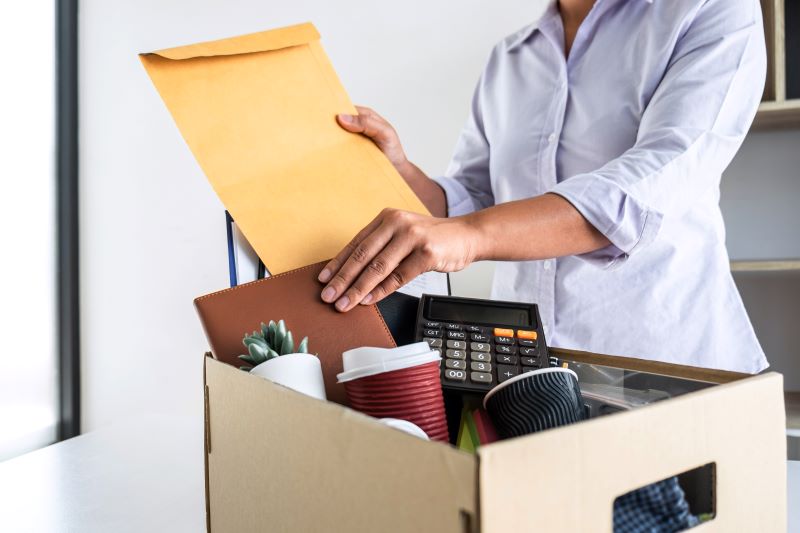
203, 348, 787, 532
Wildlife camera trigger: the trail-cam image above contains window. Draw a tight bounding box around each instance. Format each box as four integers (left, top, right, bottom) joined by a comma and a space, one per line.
0, 3, 59, 460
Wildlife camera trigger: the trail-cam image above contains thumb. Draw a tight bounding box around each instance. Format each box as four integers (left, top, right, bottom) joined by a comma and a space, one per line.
337, 113, 365, 133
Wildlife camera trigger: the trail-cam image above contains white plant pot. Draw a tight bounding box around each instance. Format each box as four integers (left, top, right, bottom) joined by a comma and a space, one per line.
250, 353, 327, 400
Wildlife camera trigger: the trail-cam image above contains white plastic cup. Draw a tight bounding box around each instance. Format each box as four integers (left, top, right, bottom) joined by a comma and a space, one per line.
336, 342, 441, 383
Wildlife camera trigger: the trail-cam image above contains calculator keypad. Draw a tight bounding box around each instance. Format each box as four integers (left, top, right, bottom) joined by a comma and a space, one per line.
416, 298, 552, 393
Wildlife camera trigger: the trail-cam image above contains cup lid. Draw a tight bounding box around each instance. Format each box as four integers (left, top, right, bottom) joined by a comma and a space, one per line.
379, 418, 429, 440
482, 367, 579, 409
337, 342, 440, 383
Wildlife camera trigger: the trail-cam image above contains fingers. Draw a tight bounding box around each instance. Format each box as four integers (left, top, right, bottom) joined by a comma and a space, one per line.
333, 240, 412, 312
319, 220, 395, 309
361, 252, 430, 306
336, 107, 393, 144
318, 215, 384, 284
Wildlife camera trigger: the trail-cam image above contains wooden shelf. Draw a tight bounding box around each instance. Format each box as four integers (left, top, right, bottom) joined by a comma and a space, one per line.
731, 260, 800, 272
754, 0, 800, 130
787, 392, 800, 437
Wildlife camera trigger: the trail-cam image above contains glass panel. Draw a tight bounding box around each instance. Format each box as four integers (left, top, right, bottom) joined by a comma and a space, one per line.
0, 4, 58, 461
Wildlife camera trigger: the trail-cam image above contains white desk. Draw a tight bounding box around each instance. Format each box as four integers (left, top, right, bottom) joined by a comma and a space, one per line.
0, 415, 798, 532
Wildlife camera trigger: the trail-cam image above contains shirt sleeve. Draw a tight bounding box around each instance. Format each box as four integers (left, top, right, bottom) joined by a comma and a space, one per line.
431, 58, 496, 217
550, 0, 766, 268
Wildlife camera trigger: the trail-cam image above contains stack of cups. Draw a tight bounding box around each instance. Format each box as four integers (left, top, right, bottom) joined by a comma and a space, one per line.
337, 342, 449, 442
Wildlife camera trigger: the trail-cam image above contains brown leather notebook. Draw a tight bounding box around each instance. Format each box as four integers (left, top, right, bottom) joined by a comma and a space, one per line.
194, 261, 396, 405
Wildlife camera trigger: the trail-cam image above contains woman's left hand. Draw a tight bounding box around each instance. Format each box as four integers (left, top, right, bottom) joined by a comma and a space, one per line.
318, 208, 481, 311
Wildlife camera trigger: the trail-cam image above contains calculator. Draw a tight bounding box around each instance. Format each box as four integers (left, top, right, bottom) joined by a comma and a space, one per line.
414, 294, 557, 394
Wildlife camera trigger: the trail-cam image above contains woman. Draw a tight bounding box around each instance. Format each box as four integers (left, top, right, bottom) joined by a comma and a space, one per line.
318, 0, 767, 373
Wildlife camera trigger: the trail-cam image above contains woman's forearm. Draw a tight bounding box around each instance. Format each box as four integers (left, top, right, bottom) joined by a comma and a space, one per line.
396, 160, 448, 218
465, 193, 611, 261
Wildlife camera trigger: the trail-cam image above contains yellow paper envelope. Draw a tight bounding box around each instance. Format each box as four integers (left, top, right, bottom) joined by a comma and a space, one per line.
140, 23, 429, 274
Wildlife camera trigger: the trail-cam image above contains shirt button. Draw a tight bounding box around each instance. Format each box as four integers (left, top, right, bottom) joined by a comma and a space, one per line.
543, 260, 552, 271
548, 133, 557, 144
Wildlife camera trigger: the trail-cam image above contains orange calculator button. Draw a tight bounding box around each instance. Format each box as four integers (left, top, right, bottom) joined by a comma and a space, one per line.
493, 327, 515, 338
517, 330, 538, 340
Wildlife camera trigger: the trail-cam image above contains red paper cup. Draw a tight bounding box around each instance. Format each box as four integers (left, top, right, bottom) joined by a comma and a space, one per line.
338, 343, 449, 442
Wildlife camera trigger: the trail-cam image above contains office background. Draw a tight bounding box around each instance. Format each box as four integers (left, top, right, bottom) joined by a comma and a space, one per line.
76, 0, 800, 435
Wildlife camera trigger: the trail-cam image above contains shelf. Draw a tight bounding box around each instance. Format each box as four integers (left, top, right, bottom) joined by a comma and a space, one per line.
755, 0, 800, 129
753, 100, 800, 130
730, 260, 800, 272
788, 392, 800, 437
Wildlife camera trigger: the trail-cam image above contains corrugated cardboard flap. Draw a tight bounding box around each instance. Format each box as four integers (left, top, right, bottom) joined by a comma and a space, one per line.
204, 355, 478, 533
477, 372, 787, 533
142, 22, 320, 60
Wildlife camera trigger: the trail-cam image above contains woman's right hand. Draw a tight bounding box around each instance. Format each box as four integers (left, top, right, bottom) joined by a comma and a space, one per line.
336, 106, 447, 217
337, 106, 411, 175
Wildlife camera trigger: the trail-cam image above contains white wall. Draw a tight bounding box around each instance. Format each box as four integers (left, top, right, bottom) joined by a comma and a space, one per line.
79, 0, 543, 431
81, 0, 800, 431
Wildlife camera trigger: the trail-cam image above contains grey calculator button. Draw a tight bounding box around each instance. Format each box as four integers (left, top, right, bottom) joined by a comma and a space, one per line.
447, 340, 467, 350
471, 361, 492, 372
446, 349, 467, 359
471, 372, 493, 384
446, 359, 467, 370
444, 369, 467, 382
423, 328, 442, 338
521, 356, 538, 366
470, 351, 491, 362
494, 336, 515, 345
496, 354, 519, 365
424, 337, 443, 348
495, 344, 517, 355
519, 347, 537, 356
497, 365, 520, 383
470, 342, 490, 352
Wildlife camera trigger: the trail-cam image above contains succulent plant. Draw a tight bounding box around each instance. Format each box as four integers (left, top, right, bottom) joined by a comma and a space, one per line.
238, 319, 309, 371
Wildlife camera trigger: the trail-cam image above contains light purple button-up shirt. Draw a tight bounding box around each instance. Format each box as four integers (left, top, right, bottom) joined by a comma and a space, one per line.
433, 0, 768, 372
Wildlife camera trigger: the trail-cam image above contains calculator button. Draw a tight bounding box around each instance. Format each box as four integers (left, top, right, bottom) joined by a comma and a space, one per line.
497, 365, 520, 383
423, 321, 441, 329
495, 354, 519, 365
494, 336, 515, 345
471, 372, 493, 384
446, 349, 467, 360
424, 337, 443, 348
447, 331, 467, 340
470, 352, 491, 362
519, 347, 537, 356
444, 369, 467, 382
446, 340, 467, 350
495, 344, 517, 355
445, 359, 467, 370
521, 356, 539, 367
471, 333, 490, 342
466, 325, 484, 333
470, 342, 490, 352
445, 323, 463, 331
517, 330, 538, 340
494, 327, 515, 338
518, 339, 537, 347
471, 361, 492, 372
423, 328, 442, 338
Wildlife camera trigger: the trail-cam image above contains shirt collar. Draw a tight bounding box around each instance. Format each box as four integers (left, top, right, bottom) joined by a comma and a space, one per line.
507, 0, 655, 51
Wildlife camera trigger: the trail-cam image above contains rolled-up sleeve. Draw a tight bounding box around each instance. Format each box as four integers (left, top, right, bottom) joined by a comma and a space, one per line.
551, 0, 765, 268
432, 55, 496, 217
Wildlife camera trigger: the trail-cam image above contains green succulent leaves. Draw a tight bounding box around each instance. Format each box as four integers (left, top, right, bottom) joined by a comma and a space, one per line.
237, 319, 310, 371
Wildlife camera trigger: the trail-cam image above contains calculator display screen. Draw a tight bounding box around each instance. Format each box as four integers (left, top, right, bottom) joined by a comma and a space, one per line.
428, 298, 533, 327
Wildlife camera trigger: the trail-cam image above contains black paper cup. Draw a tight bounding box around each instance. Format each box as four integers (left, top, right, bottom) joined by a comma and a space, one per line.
483, 368, 584, 439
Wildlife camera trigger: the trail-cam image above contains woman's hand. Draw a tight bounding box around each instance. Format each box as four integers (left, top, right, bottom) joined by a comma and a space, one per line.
318, 208, 481, 312
337, 106, 447, 217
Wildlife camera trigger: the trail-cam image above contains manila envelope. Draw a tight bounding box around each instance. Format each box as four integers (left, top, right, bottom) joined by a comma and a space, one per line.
140, 22, 429, 274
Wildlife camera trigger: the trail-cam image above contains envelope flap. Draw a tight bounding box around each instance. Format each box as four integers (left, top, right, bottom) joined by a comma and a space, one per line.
145, 22, 319, 60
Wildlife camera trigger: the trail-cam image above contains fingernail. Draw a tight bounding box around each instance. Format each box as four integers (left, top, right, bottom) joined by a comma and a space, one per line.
335, 295, 350, 311
338, 113, 354, 123
321, 287, 336, 302
318, 268, 331, 282
361, 293, 373, 305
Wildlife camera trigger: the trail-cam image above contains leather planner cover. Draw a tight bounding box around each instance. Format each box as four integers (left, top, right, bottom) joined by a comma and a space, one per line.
194, 261, 397, 405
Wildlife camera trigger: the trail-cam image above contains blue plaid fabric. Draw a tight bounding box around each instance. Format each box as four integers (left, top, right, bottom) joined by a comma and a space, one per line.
613, 476, 700, 533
